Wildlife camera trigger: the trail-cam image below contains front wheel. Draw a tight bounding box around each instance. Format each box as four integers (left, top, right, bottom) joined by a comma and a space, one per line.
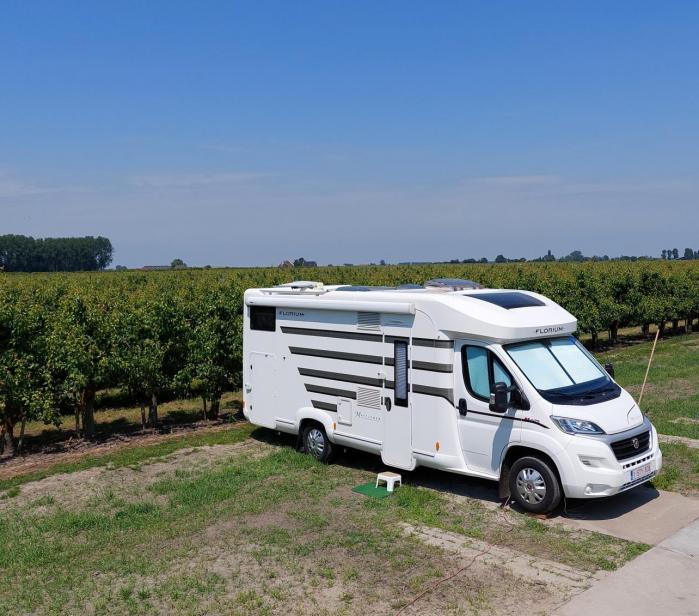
302, 424, 335, 463
509, 456, 562, 514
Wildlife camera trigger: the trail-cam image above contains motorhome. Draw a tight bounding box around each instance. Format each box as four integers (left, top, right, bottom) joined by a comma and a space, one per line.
242, 279, 662, 513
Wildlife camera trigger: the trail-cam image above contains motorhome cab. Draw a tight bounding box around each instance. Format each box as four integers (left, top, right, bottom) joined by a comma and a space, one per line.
243, 279, 662, 513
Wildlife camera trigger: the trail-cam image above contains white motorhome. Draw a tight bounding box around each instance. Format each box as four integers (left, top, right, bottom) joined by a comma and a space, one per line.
242, 279, 662, 513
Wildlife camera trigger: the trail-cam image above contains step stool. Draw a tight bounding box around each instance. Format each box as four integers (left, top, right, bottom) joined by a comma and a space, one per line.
376, 471, 402, 493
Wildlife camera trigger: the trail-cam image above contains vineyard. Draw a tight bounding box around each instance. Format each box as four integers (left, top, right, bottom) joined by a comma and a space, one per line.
1, 261, 698, 455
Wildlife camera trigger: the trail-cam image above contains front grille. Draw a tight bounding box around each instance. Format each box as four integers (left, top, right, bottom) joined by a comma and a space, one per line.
611, 430, 650, 461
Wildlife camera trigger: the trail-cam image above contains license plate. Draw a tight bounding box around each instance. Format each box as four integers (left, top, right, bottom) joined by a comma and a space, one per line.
630, 462, 652, 482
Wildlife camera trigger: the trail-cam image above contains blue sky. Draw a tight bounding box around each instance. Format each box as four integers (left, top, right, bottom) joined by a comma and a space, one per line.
1, 2, 697, 267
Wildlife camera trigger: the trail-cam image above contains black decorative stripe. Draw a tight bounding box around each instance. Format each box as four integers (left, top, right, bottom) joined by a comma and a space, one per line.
290, 346, 382, 364
385, 357, 452, 373
384, 335, 409, 344
413, 360, 452, 373
281, 326, 382, 342
304, 383, 357, 399
283, 327, 452, 348
463, 408, 550, 429
299, 368, 382, 387
413, 338, 454, 349
311, 400, 337, 412
412, 384, 454, 404
383, 381, 453, 404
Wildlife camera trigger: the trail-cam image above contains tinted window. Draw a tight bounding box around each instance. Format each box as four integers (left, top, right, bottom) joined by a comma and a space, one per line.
463, 346, 514, 402
466, 292, 545, 309
465, 347, 489, 398
394, 340, 409, 406
250, 305, 276, 331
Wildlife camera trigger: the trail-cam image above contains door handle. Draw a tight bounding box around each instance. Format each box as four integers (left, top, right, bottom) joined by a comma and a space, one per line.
458, 398, 468, 416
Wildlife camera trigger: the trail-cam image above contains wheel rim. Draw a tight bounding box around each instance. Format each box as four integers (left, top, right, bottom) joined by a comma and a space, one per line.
306, 428, 325, 458
516, 467, 547, 504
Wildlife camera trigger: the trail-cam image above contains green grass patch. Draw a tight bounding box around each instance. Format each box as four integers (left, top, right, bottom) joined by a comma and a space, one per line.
595, 333, 699, 440
653, 442, 699, 493
0, 443, 649, 614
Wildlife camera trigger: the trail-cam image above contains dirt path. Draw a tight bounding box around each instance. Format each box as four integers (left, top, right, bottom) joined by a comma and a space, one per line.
0, 436, 276, 513
659, 433, 699, 449
0, 420, 239, 482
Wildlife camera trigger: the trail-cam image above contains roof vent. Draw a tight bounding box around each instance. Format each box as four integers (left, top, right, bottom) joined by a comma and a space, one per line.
278, 280, 324, 290
425, 278, 483, 291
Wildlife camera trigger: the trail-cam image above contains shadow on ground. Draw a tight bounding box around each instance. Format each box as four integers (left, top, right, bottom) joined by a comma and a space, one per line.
250, 427, 663, 522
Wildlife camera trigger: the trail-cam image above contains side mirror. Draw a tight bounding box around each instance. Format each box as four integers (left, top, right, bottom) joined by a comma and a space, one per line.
604, 363, 615, 378
489, 382, 509, 414
458, 398, 468, 416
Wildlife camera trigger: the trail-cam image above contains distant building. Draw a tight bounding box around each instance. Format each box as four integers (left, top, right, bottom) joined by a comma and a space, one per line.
141, 265, 171, 271
279, 260, 293, 268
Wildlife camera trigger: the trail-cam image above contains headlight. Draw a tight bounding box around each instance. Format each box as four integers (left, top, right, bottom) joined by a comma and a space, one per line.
551, 416, 606, 435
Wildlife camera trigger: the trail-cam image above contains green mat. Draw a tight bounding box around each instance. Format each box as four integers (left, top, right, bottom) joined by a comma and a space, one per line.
352, 481, 392, 499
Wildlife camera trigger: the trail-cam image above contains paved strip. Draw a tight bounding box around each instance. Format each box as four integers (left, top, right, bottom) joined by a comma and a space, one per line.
554, 487, 699, 545
555, 518, 699, 616
402, 523, 598, 592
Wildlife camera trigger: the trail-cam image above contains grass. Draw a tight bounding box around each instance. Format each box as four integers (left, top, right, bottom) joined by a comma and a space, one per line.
594, 332, 699, 494
0, 441, 648, 615
0, 423, 254, 495
651, 442, 699, 493
594, 332, 699, 440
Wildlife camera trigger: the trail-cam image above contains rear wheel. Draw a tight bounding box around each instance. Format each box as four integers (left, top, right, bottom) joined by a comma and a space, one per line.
303, 424, 335, 463
509, 456, 561, 514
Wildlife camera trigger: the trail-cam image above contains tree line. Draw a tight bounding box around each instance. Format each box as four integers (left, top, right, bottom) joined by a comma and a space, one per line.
0, 235, 113, 272
1, 261, 697, 455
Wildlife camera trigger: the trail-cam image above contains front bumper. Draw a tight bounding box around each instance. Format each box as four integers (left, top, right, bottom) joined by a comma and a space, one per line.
561, 417, 663, 499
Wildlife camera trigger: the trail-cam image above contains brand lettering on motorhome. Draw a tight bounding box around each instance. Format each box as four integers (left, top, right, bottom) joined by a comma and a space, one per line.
535, 326, 564, 334
279, 310, 305, 317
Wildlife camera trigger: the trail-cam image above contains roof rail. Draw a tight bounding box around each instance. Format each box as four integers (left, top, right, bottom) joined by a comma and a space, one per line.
425, 278, 483, 291
260, 280, 327, 295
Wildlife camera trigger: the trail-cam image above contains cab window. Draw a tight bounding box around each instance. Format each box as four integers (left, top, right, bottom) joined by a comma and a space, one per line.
462, 345, 513, 402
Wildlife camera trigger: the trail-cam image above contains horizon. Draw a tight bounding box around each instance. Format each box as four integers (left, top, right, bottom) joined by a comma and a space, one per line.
2, 3, 698, 267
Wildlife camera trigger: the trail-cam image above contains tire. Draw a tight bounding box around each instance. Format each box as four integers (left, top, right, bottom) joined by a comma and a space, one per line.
509, 455, 562, 514
302, 423, 335, 463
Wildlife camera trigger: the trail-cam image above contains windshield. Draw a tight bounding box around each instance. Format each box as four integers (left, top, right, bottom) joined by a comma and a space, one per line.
505, 336, 619, 405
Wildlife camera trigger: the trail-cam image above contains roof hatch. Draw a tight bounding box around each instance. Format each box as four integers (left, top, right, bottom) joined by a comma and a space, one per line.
465, 292, 545, 309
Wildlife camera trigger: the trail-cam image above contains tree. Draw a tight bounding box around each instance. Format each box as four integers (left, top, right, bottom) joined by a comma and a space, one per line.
46, 293, 115, 439
0, 235, 113, 272
495, 254, 507, 264
185, 283, 243, 419
170, 258, 187, 269
661, 250, 667, 260
560, 250, 585, 262
0, 289, 58, 455
672, 248, 679, 260
683, 248, 694, 260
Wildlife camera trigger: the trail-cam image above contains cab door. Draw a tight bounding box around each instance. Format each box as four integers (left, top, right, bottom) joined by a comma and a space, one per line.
455, 342, 520, 476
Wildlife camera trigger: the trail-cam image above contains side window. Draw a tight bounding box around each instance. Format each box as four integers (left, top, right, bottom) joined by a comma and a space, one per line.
493, 356, 512, 388
394, 340, 409, 407
463, 346, 514, 402
464, 346, 490, 399
250, 305, 276, 331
